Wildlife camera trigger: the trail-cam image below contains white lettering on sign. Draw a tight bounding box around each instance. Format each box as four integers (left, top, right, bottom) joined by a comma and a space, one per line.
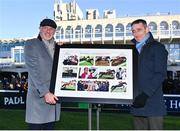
4, 96, 25, 105
170, 100, 180, 109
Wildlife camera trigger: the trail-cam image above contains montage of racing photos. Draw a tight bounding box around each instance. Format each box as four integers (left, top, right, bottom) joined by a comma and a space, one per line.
60, 54, 128, 93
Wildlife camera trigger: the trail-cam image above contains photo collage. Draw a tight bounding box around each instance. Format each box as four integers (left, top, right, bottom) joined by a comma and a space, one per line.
60, 53, 128, 93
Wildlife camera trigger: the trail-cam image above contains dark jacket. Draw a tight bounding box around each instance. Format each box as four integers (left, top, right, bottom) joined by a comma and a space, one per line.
131, 32, 168, 116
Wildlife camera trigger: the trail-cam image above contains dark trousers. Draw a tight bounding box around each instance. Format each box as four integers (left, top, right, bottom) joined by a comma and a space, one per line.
133, 116, 163, 130
28, 122, 55, 130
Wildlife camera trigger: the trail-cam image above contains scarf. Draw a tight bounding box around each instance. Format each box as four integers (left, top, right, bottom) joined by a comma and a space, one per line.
42, 38, 55, 59
136, 32, 150, 53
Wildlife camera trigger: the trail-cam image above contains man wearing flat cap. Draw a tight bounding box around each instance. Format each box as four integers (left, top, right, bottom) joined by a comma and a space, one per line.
24, 18, 61, 130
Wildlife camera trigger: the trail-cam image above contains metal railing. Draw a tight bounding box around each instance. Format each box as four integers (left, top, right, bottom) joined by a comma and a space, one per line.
55, 29, 180, 43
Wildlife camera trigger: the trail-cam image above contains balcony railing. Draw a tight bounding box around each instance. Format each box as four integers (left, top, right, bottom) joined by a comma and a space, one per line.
55, 29, 180, 43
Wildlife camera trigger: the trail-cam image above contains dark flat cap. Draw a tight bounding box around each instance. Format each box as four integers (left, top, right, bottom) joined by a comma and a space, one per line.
40, 18, 57, 29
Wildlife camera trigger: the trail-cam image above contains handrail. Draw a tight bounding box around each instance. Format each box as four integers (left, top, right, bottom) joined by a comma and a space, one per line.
55, 29, 180, 42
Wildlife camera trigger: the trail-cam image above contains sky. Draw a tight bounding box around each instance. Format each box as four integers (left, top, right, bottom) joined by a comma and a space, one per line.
0, 0, 180, 39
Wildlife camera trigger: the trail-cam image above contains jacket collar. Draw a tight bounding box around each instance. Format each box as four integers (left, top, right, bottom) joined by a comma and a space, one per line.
131, 32, 155, 45
37, 34, 42, 41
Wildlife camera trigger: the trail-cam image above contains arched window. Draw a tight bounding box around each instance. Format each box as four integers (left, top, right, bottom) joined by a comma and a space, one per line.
85, 25, 93, 38
172, 20, 180, 30
160, 21, 169, 30
148, 22, 157, 35
105, 24, 113, 37
160, 21, 169, 35
148, 22, 157, 30
126, 23, 132, 36
115, 23, 124, 36
56, 26, 64, 39
75, 25, 83, 38
172, 20, 180, 36
95, 24, 102, 38
65, 26, 73, 39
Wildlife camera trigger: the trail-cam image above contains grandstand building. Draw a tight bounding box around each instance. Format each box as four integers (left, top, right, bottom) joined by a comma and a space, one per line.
54, 1, 180, 67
